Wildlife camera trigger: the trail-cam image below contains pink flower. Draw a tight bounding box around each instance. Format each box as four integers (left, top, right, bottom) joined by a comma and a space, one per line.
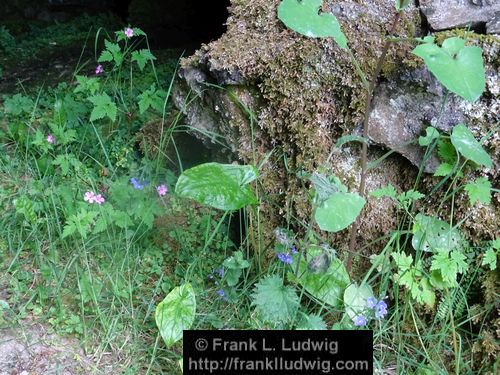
94, 194, 105, 205
124, 27, 134, 38
47, 134, 55, 144
84, 191, 96, 203
156, 184, 168, 196
95, 65, 104, 75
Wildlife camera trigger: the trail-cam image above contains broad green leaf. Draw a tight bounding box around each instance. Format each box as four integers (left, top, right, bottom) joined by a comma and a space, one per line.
175, 163, 258, 211
343, 283, 374, 321
434, 163, 453, 177
309, 172, 347, 203
464, 177, 491, 205
278, 0, 347, 48
289, 245, 350, 308
223, 251, 250, 287
314, 192, 365, 232
251, 275, 299, 325
413, 37, 485, 102
296, 314, 327, 330
418, 127, 440, 146
155, 283, 196, 348
412, 214, 464, 252
137, 84, 166, 114
450, 124, 492, 168
88, 93, 117, 122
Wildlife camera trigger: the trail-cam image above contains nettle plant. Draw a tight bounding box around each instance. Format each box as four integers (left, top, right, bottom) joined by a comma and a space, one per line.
154, 0, 497, 348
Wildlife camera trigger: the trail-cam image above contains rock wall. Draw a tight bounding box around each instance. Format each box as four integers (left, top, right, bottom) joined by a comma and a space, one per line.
172, 0, 499, 254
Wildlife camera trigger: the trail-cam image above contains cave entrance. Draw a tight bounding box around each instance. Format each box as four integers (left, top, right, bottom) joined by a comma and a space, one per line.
123, 0, 230, 51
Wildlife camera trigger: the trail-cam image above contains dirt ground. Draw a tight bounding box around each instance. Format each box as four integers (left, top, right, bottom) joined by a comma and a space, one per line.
0, 322, 95, 375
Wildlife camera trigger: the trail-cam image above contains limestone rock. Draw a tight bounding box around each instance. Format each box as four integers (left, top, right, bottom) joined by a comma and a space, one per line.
420, 0, 500, 32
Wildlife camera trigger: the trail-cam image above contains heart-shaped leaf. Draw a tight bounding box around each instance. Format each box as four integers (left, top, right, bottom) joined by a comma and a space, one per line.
451, 124, 492, 168
175, 163, 258, 211
155, 283, 196, 348
314, 192, 365, 232
413, 37, 485, 102
412, 214, 464, 253
288, 245, 350, 308
278, 0, 347, 48
343, 283, 374, 321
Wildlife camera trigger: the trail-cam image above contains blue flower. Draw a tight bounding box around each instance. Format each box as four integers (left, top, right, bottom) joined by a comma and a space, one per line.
375, 300, 388, 319
277, 252, 293, 265
217, 289, 228, 301
353, 315, 367, 326
217, 267, 224, 278
291, 245, 297, 254
366, 297, 377, 309
130, 177, 149, 190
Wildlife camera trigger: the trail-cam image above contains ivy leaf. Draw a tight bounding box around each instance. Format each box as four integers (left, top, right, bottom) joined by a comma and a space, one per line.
451, 124, 492, 168
289, 245, 350, 308
412, 214, 464, 253
155, 283, 196, 348
314, 192, 365, 232
371, 184, 397, 199
419, 127, 440, 146
464, 177, 491, 206
131, 49, 156, 71
175, 163, 258, 211
413, 37, 485, 102
251, 275, 300, 325
343, 283, 374, 321
277, 0, 347, 49
88, 93, 117, 122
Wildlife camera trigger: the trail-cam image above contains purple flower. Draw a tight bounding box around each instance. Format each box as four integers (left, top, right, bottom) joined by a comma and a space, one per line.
217, 267, 224, 278
47, 134, 55, 144
291, 245, 297, 254
156, 184, 168, 196
375, 300, 388, 319
130, 177, 148, 190
277, 252, 293, 265
353, 315, 367, 327
84, 191, 96, 203
217, 289, 228, 301
124, 27, 134, 38
366, 297, 377, 309
94, 194, 105, 205
95, 65, 104, 75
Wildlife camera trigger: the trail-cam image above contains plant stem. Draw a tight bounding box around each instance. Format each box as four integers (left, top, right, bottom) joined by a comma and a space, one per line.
346, 11, 402, 272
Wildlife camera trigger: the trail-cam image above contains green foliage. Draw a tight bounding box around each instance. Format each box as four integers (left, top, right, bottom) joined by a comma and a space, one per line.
343, 283, 374, 321
138, 84, 166, 114
99, 40, 123, 66
132, 49, 156, 71
175, 163, 259, 211
3, 94, 34, 116
464, 177, 491, 205
395, 0, 411, 11
314, 193, 365, 232
155, 283, 196, 348
222, 251, 250, 287
412, 214, 464, 253
13, 196, 37, 224
289, 245, 350, 308
62, 209, 99, 239
392, 252, 436, 308
413, 37, 485, 102
88, 93, 117, 122
450, 124, 492, 168
418, 127, 440, 146
74, 75, 101, 95
296, 314, 327, 330
251, 275, 299, 326
277, 0, 347, 48
430, 248, 468, 287
482, 239, 499, 271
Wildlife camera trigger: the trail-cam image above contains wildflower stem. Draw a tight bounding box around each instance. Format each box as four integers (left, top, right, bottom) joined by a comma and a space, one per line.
346, 10, 402, 272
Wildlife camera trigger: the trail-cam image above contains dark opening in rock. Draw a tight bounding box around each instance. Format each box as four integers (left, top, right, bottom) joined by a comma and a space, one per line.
127, 0, 230, 51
